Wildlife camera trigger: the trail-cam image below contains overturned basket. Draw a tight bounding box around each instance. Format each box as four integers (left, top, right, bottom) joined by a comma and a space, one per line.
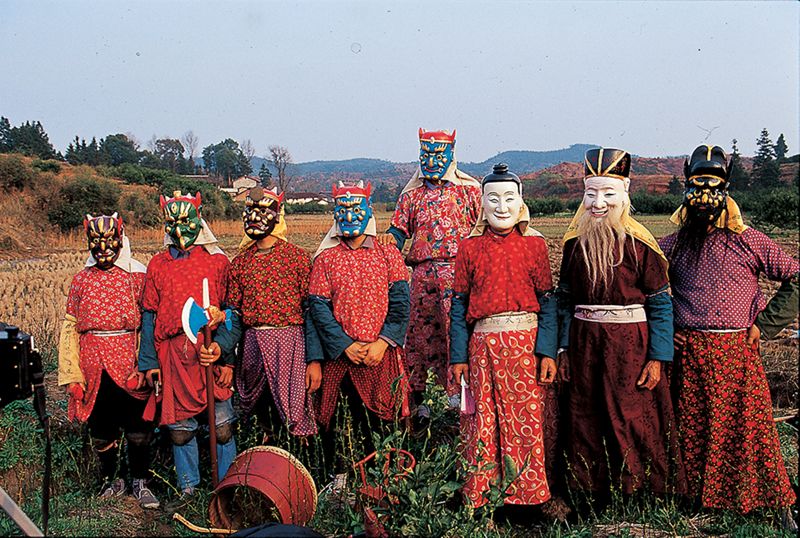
208, 446, 318, 530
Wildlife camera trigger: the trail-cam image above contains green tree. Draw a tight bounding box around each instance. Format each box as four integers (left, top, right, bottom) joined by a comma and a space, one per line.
667, 175, 683, 195
153, 138, 186, 172
774, 133, 788, 162
6, 120, 57, 159
751, 128, 781, 190
100, 133, 140, 166
258, 163, 273, 187
0, 117, 11, 152
728, 138, 750, 190
202, 139, 252, 187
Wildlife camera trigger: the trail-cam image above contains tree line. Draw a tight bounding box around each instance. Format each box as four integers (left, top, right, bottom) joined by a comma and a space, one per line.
0, 116, 295, 191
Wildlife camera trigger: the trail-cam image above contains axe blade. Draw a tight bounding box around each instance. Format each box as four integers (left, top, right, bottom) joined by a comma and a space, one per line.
181, 297, 208, 344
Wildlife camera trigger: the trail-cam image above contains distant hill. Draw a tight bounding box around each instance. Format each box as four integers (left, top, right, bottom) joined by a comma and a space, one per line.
251, 143, 601, 192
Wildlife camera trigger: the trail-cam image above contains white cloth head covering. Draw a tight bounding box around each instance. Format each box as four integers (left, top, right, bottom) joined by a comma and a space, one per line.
162, 218, 224, 255
313, 216, 378, 260
468, 203, 542, 238
85, 234, 147, 273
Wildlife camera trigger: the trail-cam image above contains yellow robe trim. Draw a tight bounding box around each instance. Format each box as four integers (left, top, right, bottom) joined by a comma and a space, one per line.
238, 205, 289, 252
563, 205, 669, 268
668, 196, 748, 235
58, 314, 84, 386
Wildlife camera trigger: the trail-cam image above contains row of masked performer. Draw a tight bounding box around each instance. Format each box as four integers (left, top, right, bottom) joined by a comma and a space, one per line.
58, 129, 798, 526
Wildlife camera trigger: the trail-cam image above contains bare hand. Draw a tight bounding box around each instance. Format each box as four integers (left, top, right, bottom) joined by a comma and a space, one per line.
344, 342, 368, 364
745, 325, 761, 349
206, 306, 226, 330
126, 370, 146, 390
200, 341, 222, 366
363, 339, 389, 367
451, 363, 469, 384
636, 360, 662, 390
145, 368, 161, 388
376, 233, 396, 247
556, 350, 570, 383
214, 364, 234, 389
539, 357, 557, 385
67, 382, 86, 400
673, 330, 688, 350
306, 361, 322, 392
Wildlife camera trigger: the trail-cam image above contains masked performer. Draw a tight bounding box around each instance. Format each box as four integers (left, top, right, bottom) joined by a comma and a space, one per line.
379, 129, 482, 410
449, 164, 558, 508
228, 187, 318, 438
659, 145, 798, 522
58, 213, 159, 508
307, 181, 410, 482
557, 148, 684, 500
138, 191, 241, 506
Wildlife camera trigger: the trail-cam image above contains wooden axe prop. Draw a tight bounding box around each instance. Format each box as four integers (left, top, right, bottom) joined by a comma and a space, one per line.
181, 278, 232, 487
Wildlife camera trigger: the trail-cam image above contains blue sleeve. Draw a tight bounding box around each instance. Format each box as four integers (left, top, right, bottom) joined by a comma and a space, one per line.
304, 306, 325, 363
379, 280, 410, 346
138, 309, 159, 372
213, 308, 242, 366
556, 283, 573, 350
387, 225, 408, 251
645, 288, 674, 362
534, 291, 558, 359
449, 292, 469, 364
308, 294, 354, 361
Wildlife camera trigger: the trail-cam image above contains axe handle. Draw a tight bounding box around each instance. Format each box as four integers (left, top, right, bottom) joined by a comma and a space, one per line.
202, 325, 219, 488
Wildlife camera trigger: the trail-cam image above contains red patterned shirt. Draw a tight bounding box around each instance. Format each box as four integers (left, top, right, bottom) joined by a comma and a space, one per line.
142, 246, 230, 342
391, 182, 482, 265
309, 241, 409, 342
67, 266, 145, 332
453, 229, 553, 324
228, 241, 311, 327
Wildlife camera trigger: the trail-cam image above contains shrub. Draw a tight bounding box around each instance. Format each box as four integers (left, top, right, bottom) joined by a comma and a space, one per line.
749, 188, 799, 231
526, 197, 564, 216
31, 158, 61, 174
630, 192, 682, 214
47, 175, 121, 230
284, 201, 331, 214
159, 176, 231, 220
120, 191, 162, 228
0, 154, 40, 191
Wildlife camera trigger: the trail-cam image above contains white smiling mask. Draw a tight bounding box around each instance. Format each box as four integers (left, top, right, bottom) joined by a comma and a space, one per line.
483, 180, 524, 233
583, 176, 631, 219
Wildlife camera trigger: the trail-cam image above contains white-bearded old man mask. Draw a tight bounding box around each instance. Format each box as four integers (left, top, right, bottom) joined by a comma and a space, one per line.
576, 175, 632, 289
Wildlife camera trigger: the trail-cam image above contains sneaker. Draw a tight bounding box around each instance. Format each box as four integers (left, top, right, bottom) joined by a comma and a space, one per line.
99, 478, 126, 498
132, 479, 160, 510
164, 487, 195, 515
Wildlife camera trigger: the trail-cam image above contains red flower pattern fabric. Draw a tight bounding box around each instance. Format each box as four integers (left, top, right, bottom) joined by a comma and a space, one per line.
309, 242, 409, 342
461, 328, 550, 507
390, 183, 482, 265
65, 267, 149, 422
453, 229, 553, 323
228, 241, 311, 327
676, 330, 796, 512
405, 261, 455, 392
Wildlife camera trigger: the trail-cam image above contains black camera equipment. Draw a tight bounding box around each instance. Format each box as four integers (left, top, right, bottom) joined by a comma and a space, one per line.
0, 323, 50, 536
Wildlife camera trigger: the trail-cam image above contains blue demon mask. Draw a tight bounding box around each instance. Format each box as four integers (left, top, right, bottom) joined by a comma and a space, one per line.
418, 128, 456, 182
332, 181, 373, 238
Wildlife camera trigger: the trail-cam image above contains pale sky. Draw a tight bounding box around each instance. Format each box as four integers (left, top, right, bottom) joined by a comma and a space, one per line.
2, 0, 798, 162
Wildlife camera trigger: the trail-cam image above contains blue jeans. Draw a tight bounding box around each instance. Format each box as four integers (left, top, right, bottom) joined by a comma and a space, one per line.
166, 399, 237, 490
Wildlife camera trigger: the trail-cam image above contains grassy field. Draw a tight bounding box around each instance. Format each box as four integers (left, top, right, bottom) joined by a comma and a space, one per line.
0, 212, 797, 536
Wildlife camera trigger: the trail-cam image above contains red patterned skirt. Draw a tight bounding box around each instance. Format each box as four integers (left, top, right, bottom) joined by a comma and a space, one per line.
405, 261, 456, 393
461, 327, 550, 507
317, 347, 409, 429
676, 330, 796, 512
